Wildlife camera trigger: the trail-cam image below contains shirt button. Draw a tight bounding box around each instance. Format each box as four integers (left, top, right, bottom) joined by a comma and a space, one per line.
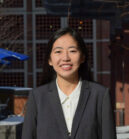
67, 105, 70, 108
68, 132, 71, 136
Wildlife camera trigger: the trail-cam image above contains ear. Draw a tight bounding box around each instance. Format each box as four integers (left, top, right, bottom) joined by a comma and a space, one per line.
48, 58, 53, 66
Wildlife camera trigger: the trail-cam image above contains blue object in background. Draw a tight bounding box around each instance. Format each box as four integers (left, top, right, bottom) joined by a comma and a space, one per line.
0, 59, 10, 65
0, 48, 29, 64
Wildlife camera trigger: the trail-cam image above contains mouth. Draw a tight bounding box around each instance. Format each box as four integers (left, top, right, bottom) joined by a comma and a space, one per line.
60, 64, 72, 70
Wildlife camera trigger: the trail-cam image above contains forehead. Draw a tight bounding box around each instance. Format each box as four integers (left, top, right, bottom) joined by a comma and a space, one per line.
52, 34, 78, 49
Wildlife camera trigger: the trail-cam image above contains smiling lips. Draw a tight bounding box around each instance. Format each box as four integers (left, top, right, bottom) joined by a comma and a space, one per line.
60, 64, 72, 70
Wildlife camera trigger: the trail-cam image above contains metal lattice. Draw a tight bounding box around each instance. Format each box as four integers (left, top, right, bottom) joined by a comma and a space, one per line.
37, 72, 43, 86
69, 18, 93, 39
0, 73, 24, 86
0, 0, 23, 8
0, 15, 24, 40
35, 0, 43, 7
86, 43, 93, 68
36, 43, 48, 68
36, 15, 60, 39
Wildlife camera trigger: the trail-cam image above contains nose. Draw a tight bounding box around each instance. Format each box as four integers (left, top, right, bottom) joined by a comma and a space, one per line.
62, 51, 70, 61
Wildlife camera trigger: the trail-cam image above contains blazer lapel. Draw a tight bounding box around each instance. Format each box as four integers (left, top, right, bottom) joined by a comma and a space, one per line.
48, 80, 69, 139
71, 80, 90, 139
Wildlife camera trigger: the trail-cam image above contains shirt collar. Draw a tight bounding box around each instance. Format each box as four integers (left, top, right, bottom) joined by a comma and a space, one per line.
56, 79, 82, 104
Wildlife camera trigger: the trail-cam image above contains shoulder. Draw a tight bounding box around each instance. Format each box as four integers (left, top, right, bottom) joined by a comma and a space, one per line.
33, 83, 50, 93
89, 81, 107, 91
30, 81, 54, 98
28, 81, 54, 104
82, 80, 108, 96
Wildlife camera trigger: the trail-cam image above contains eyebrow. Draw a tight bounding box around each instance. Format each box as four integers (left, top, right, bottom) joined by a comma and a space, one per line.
53, 47, 63, 50
53, 46, 78, 50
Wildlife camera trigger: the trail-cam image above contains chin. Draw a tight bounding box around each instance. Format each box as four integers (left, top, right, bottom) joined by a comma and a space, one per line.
58, 73, 79, 80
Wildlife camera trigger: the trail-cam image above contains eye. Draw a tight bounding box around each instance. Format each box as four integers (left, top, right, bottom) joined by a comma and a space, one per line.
70, 49, 77, 53
54, 50, 61, 54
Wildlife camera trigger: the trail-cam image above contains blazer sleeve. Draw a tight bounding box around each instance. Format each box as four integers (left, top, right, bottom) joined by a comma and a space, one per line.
102, 89, 116, 139
22, 91, 37, 139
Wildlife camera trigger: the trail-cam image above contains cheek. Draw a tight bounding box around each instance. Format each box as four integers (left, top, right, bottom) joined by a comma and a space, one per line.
49, 55, 60, 66
75, 55, 84, 64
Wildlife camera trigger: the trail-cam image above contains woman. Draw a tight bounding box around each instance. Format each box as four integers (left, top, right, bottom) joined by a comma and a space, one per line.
22, 27, 116, 139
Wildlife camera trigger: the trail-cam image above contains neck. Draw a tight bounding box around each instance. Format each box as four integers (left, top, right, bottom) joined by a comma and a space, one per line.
57, 76, 79, 96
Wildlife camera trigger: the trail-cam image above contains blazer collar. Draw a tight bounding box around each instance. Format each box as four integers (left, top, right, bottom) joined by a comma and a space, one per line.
48, 80, 69, 139
48, 79, 90, 139
71, 80, 90, 139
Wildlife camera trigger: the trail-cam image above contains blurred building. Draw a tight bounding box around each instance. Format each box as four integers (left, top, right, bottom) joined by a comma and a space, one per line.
0, 0, 111, 88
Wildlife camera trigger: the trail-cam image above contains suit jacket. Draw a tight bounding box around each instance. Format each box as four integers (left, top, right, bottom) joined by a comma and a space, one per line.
22, 80, 116, 139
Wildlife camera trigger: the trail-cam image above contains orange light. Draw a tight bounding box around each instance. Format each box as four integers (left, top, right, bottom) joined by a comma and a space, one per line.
116, 36, 121, 40
79, 20, 83, 25
124, 29, 129, 33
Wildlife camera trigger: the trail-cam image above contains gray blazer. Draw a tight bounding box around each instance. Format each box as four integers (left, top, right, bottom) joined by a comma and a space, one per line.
22, 80, 116, 139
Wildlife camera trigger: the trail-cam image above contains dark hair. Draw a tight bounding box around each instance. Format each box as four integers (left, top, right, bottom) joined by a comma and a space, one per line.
41, 27, 91, 85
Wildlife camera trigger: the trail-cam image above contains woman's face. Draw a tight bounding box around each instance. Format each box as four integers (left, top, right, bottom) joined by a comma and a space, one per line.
49, 33, 85, 80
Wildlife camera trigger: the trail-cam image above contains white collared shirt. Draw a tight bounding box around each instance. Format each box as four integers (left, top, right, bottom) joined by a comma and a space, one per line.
56, 79, 82, 133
